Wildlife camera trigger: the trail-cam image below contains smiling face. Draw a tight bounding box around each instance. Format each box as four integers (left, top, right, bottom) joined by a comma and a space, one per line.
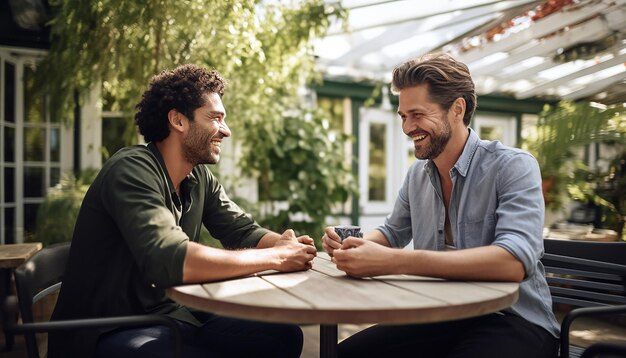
398, 84, 453, 160
182, 92, 231, 165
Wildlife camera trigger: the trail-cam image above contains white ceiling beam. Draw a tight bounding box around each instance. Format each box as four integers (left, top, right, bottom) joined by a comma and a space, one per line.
561, 70, 626, 100
330, 5, 503, 66
495, 59, 556, 83
328, 22, 419, 65
469, 15, 610, 76
328, 0, 531, 35
457, 1, 613, 63
517, 50, 626, 99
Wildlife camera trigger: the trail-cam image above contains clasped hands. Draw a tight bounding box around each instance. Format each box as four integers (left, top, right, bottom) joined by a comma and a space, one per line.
321, 226, 392, 278
273, 229, 317, 271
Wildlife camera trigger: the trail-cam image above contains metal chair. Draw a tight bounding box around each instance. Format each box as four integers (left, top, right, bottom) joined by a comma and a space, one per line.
580, 341, 626, 358
4, 242, 182, 358
542, 238, 626, 358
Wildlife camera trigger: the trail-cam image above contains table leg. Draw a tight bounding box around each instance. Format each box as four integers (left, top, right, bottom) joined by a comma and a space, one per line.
320, 324, 338, 358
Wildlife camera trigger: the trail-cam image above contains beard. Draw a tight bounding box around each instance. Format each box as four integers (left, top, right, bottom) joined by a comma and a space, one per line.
182, 122, 220, 165
414, 115, 452, 160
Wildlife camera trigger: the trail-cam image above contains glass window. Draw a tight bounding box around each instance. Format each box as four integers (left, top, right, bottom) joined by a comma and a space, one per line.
24, 203, 39, 235
50, 167, 60, 187
4, 126, 14, 162
24, 127, 46, 161
4, 62, 15, 123
368, 123, 386, 201
4, 167, 14, 202
24, 65, 45, 124
4, 207, 15, 244
50, 127, 60, 161
24, 166, 45, 198
479, 125, 503, 142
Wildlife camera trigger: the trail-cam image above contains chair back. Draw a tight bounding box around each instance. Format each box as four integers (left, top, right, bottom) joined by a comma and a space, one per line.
542, 239, 626, 357
544, 238, 626, 265
542, 239, 626, 308
14, 242, 70, 358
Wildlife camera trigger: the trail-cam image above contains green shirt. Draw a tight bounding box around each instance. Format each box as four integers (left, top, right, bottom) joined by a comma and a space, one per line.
49, 143, 269, 357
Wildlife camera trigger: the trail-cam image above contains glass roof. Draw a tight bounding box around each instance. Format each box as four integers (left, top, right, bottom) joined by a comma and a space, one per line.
314, 0, 626, 105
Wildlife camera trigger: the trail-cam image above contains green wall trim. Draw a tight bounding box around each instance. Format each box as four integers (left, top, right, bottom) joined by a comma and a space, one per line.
313, 79, 378, 101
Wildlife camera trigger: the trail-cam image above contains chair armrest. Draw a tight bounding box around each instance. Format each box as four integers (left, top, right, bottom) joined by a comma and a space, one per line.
580, 341, 626, 358
3, 296, 181, 358
560, 305, 626, 358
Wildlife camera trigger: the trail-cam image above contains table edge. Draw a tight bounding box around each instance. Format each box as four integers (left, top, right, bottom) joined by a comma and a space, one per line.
166, 284, 519, 325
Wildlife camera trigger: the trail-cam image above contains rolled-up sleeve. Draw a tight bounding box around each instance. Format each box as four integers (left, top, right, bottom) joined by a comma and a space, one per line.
492, 153, 545, 280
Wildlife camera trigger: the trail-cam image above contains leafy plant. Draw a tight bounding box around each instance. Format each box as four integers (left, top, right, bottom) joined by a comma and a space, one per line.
36, 0, 345, 133
237, 108, 357, 246
568, 151, 626, 240
31, 174, 90, 246
33, 0, 351, 242
524, 101, 626, 210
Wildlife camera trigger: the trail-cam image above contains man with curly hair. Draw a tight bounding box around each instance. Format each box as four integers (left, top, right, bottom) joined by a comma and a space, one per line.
48, 64, 316, 357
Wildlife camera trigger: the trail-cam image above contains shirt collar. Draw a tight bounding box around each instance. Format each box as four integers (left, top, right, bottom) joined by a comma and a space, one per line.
147, 142, 177, 196
454, 128, 480, 177
423, 127, 480, 178
146, 142, 198, 194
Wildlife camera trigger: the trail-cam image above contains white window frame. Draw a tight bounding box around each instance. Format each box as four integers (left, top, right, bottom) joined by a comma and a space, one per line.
472, 114, 518, 147
359, 107, 406, 215
0, 46, 69, 243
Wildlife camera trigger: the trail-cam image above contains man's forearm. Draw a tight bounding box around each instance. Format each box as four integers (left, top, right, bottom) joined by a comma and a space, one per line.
256, 232, 283, 248
182, 241, 278, 283
365, 229, 392, 247
393, 245, 525, 282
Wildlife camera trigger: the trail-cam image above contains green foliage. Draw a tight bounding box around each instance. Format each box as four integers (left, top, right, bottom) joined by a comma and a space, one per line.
35, 0, 352, 243
568, 152, 626, 240
37, 0, 345, 131
523, 101, 626, 210
31, 174, 90, 246
238, 108, 357, 246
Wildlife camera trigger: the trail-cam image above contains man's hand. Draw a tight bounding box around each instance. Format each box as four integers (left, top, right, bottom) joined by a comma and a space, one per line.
272, 229, 317, 271
321, 226, 343, 257
332, 237, 395, 277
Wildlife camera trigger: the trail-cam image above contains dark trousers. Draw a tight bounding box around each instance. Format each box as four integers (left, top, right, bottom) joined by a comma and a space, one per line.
95, 312, 303, 358
338, 313, 558, 358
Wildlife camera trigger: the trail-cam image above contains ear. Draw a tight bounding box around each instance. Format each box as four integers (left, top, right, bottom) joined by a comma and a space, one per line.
450, 97, 466, 123
167, 109, 185, 133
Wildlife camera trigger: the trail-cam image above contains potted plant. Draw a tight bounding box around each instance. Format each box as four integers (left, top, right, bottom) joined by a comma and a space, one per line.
568, 151, 626, 241
524, 101, 626, 212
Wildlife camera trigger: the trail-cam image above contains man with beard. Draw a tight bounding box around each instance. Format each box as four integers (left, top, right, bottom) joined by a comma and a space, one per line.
322, 54, 559, 358
48, 64, 316, 358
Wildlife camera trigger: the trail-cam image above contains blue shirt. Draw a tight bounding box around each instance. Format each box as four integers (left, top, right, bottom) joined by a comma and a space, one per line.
377, 128, 560, 337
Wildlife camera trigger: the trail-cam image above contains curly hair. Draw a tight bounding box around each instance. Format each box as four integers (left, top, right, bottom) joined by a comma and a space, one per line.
135, 64, 227, 142
391, 53, 476, 126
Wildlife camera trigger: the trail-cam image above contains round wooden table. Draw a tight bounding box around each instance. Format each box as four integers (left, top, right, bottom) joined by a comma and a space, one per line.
167, 252, 519, 358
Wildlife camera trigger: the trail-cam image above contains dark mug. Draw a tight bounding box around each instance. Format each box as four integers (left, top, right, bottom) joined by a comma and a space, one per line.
334, 225, 363, 241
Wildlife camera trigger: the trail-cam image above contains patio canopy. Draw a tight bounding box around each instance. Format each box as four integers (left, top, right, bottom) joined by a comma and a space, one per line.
314, 0, 626, 105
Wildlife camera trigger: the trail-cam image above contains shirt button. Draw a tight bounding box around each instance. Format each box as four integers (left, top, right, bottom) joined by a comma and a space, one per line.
438, 230, 443, 234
